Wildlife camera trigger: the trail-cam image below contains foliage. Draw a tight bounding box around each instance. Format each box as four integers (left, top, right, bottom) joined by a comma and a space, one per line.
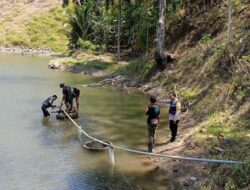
242, 55, 250, 62
76, 39, 106, 52
199, 33, 212, 45
27, 6, 69, 52
116, 58, 151, 81
67, 0, 158, 52
5, 32, 28, 46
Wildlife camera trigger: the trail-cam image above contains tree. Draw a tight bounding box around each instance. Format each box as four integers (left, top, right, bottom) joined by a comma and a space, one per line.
155, 0, 167, 68
227, 0, 232, 43
117, 0, 122, 61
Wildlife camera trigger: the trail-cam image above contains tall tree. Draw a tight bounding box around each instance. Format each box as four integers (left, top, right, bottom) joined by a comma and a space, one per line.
117, 0, 122, 61
156, 0, 167, 67
227, 0, 232, 43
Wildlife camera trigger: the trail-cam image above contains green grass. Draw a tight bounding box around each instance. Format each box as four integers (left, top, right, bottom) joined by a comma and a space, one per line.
116, 58, 152, 81
1, 6, 69, 53
26, 6, 69, 52
52, 56, 117, 71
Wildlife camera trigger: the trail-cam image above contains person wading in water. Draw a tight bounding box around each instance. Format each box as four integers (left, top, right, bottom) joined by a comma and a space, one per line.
71, 87, 80, 112
41, 95, 57, 117
146, 96, 160, 152
60, 83, 74, 112
159, 93, 181, 142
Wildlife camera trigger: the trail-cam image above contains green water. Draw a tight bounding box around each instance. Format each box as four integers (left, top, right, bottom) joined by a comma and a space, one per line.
0, 53, 181, 190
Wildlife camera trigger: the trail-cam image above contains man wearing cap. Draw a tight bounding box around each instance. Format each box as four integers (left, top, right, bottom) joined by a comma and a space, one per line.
159, 93, 181, 142
146, 96, 160, 152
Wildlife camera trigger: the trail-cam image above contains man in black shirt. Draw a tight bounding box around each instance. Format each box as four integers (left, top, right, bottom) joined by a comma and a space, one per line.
60, 83, 74, 112
71, 87, 80, 111
41, 95, 57, 117
145, 96, 160, 153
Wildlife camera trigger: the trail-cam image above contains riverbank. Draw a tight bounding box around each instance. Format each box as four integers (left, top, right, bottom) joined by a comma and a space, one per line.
48, 53, 207, 189
48, 43, 250, 189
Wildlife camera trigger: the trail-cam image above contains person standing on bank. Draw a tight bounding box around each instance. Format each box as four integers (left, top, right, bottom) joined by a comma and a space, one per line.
146, 96, 160, 153
159, 93, 181, 142
41, 95, 57, 117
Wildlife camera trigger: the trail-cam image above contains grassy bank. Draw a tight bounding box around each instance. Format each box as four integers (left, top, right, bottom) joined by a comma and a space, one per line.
0, 1, 69, 52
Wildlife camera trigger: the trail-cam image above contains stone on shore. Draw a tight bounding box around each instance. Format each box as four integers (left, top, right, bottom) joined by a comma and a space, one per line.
48, 60, 63, 69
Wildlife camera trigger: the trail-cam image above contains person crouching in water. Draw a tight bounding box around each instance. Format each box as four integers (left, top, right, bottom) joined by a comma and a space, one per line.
146, 96, 160, 153
41, 95, 57, 117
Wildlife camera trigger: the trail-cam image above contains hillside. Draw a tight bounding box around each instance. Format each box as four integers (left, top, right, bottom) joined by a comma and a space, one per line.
135, 2, 250, 188
0, 0, 69, 52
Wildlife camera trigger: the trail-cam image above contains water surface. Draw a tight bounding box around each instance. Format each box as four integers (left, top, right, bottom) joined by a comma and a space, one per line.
0, 53, 180, 190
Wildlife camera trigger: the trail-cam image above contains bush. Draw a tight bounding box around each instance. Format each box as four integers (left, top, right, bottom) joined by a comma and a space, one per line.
26, 6, 69, 52
5, 32, 28, 46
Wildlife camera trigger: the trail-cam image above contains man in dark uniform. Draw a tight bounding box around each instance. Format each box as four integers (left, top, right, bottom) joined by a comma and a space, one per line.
146, 96, 160, 153
41, 95, 57, 117
60, 83, 74, 112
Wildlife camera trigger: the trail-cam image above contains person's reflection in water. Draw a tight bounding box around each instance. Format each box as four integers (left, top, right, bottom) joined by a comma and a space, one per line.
42, 117, 51, 128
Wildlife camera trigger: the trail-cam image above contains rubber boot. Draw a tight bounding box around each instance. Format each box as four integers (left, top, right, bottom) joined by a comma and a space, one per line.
148, 143, 153, 153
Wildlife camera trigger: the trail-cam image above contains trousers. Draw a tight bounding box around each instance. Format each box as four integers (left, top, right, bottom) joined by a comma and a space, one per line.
147, 123, 157, 152
169, 120, 179, 139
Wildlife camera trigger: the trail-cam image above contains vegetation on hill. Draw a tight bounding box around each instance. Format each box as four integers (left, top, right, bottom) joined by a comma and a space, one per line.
0, 0, 69, 52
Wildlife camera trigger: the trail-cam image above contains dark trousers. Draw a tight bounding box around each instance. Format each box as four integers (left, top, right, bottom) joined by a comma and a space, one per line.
147, 123, 157, 152
169, 120, 179, 139
41, 105, 50, 117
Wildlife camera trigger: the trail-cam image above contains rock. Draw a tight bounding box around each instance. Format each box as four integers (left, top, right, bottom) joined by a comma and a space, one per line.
173, 169, 178, 172
190, 176, 198, 181
183, 181, 190, 186
48, 60, 62, 69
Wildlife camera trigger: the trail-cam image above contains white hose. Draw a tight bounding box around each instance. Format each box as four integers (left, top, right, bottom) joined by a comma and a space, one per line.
63, 111, 244, 165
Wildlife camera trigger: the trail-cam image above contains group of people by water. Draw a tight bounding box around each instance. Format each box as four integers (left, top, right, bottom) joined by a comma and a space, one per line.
42, 85, 181, 153
41, 83, 80, 118
146, 93, 181, 152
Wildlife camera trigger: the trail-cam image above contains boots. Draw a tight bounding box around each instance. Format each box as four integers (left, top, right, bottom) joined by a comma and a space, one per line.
148, 143, 154, 153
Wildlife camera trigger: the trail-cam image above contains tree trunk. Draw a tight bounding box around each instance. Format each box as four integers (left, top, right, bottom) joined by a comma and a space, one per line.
156, 0, 166, 68
117, 0, 122, 61
227, 0, 232, 43
146, 23, 149, 61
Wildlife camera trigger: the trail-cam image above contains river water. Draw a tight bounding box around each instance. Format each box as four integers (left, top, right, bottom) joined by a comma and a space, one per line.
0, 53, 181, 190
